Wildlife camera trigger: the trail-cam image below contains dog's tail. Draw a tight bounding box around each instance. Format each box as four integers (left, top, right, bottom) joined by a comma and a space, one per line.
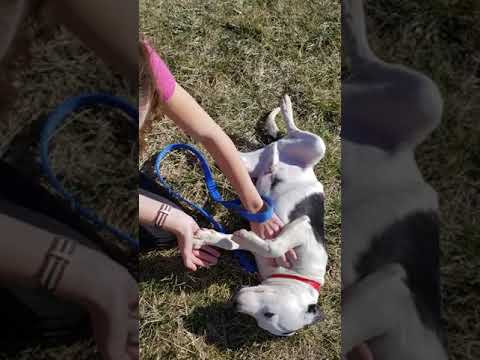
265, 106, 281, 139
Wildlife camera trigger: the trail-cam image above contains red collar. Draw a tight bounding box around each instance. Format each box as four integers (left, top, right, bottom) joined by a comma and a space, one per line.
268, 274, 322, 292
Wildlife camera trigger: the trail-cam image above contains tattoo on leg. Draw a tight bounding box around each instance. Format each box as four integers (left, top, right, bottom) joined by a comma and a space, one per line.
154, 203, 171, 228
37, 236, 77, 292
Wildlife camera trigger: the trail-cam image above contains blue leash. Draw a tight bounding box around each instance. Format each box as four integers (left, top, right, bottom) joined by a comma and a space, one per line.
154, 143, 275, 273
40, 93, 139, 252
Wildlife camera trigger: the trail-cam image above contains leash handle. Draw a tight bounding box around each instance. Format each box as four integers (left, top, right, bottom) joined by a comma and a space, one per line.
40, 93, 139, 252
154, 143, 274, 224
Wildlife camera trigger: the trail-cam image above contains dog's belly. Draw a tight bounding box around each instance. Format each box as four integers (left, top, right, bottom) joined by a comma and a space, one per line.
342, 180, 438, 287
270, 181, 324, 224
255, 179, 327, 279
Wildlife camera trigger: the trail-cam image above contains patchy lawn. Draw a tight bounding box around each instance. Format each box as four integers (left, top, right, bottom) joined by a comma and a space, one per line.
139, 1, 341, 359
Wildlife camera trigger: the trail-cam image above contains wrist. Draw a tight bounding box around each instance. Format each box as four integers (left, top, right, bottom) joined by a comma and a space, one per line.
244, 196, 264, 214
54, 242, 118, 310
161, 207, 186, 236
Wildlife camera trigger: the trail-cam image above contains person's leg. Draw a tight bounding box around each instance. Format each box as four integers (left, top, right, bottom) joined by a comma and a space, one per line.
44, 0, 137, 84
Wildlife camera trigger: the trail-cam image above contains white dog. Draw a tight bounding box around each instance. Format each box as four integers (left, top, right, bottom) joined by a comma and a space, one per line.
194, 94, 329, 337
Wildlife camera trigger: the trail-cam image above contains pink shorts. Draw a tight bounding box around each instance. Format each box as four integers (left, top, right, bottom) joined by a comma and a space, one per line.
143, 42, 176, 102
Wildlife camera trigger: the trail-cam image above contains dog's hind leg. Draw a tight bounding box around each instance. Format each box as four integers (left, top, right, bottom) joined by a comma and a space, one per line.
230, 215, 311, 258
342, 0, 378, 68
280, 94, 300, 134
342, 0, 443, 150
196, 216, 314, 259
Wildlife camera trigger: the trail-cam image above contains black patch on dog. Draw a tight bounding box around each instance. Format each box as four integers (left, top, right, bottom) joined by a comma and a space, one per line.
355, 211, 446, 345
287, 193, 325, 244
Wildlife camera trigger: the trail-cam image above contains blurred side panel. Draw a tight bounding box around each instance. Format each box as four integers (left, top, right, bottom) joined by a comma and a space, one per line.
341, 1, 478, 359
0, 0, 138, 358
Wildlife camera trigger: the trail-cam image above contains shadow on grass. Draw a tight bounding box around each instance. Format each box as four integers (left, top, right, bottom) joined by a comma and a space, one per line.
183, 302, 279, 351
139, 250, 259, 293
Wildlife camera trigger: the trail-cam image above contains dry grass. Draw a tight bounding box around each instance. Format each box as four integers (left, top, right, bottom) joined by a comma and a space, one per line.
365, 1, 480, 359
139, 1, 341, 359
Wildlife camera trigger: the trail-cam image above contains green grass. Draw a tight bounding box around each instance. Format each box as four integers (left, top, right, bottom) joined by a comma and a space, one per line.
139, 0, 341, 359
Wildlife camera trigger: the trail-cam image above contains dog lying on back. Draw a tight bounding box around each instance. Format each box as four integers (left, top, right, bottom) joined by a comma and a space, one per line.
194, 95, 329, 336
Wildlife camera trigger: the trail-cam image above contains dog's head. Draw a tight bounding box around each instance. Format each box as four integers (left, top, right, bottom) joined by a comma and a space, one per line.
233, 284, 324, 336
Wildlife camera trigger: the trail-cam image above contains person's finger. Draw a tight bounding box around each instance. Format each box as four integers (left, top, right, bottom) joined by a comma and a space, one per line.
264, 224, 275, 239
267, 258, 278, 267
178, 234, 198, 271
127, 317, 139, 355
193, 249, 218, 265
269, 222, 280, 235
200, 245, 221, 257
253, 224, 264, 239
182, 253, 197, 271
178, 233, 193, 253
274, 215, 284, 226
275, 255, 291, 268
192, 255, 209, 268
101, 304, 130, 360
90, 310, 108, 358
286, 249, 298, 263
127, 308, 139, 359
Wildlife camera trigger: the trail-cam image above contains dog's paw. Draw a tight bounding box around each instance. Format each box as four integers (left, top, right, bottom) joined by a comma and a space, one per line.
195, 228, 217, 241
232, 229, 250, 243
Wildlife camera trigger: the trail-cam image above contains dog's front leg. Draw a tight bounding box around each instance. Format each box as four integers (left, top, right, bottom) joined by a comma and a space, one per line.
232, 215, 310, 258
193, 229, 240, 251
194, 227, 274, 254
194, 216, 310, 255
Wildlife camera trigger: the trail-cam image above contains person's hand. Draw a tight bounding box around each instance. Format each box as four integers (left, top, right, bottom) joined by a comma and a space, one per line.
56, 244, 138, 360
86, 262, 139, 360
250, 213, 298, 268
250, 212, 284, 239
164, 208, 220, 271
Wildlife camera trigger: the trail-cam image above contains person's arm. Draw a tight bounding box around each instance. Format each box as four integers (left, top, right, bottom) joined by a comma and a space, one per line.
161, 86, 261, 212
0, 212, 137, 360
162, 84, 284, 240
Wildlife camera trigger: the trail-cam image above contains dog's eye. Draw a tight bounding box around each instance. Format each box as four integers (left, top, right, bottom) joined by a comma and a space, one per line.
307, 304, 317, 313
264, 312, 275, 318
